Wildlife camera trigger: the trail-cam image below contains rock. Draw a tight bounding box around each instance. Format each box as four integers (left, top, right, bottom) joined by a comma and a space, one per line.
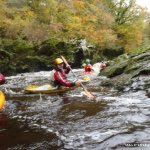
99, 50, 150, 92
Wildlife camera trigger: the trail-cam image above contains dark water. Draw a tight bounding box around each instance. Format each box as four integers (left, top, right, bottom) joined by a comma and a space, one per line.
0, 70, 150, 150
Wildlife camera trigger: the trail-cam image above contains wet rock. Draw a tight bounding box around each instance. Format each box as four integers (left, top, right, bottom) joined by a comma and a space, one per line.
100, 54, 130, 78
100, 50, 150, 92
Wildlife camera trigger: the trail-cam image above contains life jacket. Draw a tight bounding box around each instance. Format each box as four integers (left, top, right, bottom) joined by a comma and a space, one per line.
84, 64, 92, 72
53, 67, 75, 87
0, 73, 5, 85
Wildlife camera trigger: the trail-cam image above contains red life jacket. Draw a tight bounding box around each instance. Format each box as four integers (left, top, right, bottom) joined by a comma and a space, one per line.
84, 64, 92, 72
0, 73, 5, 85
53, 67, 75, 87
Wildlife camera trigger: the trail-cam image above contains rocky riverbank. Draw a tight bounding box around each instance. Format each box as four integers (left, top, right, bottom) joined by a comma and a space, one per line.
100, 49, 150, 97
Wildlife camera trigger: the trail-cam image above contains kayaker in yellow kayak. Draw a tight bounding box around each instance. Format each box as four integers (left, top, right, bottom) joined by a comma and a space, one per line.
50, 58, 81, 88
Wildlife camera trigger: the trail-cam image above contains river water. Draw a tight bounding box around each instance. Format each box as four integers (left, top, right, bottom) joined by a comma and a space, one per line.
0, 70, 150, 150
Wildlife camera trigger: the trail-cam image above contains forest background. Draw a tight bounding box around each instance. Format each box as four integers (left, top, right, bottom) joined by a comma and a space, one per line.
0, 0, 150, 75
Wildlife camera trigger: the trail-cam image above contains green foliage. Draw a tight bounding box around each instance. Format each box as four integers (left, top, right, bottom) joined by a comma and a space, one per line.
0, 0, 150, 74
1, 0, 148, 50
39, 38, 75, 59
0, 39, 34, 53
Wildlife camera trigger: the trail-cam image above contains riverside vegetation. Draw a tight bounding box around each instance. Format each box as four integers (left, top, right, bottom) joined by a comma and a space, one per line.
0, 0, 150, 75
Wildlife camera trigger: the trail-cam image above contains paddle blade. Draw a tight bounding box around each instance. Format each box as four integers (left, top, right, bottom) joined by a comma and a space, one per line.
82, 89, 95, 100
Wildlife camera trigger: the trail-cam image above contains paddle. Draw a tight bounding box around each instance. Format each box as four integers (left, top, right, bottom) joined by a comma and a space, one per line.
61, 56, 95, 100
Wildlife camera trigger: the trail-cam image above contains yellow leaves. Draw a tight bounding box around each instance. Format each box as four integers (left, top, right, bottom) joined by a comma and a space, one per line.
1, 18, 12, 25
23, 10, 35, 19
62, 16, 79, 31
73, 0, 85, 10
90, 28, 116, 45
116, 22, 144, 53
49, 22, 64, 32
82, 15, 97, 24
0, 0, 147, 52
72, 16, 82, 24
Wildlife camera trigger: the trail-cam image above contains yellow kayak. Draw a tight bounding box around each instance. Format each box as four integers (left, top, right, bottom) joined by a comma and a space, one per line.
25, 76, 90, 94
0, 90, 5, 111
25, 84, 78, 94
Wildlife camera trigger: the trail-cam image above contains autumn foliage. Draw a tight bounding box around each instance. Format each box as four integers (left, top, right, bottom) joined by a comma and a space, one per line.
0, 0, 149, 55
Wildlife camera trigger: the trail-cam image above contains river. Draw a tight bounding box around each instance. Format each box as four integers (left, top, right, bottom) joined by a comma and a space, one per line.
0, 70, 150, 150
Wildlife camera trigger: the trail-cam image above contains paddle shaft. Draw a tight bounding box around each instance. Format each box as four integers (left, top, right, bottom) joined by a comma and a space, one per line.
61, 56, 95, 99
68, 65, 87, 91
61, 56, 88, 91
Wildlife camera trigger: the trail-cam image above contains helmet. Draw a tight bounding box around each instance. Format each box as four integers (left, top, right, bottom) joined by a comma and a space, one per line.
54, 58, 63, 65
85, 59, 91, 64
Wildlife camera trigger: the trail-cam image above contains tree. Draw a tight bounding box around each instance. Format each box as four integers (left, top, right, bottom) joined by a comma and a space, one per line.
105, 0, 147, 52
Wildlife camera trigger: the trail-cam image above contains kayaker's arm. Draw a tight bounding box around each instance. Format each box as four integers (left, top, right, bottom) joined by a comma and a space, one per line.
64, 66, 70, 74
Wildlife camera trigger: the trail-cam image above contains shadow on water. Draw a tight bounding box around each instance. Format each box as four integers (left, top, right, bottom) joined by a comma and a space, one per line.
0, 113, 63, 150
57, 101, 107, 121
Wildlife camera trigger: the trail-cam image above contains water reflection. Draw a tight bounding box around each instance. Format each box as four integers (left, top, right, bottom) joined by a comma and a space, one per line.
58, 101, 107, 122
0, 112, 8, 128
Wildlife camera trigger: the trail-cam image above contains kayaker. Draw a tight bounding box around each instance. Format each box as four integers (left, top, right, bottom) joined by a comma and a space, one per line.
92, 61, 107, 73
99, 61, 106, 70
0, 73, 5, 85
83, 59, 93, 73
50, 58, 81, 88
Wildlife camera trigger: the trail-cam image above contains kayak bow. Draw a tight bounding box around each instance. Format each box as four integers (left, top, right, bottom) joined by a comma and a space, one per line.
0, 90, 5, 111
